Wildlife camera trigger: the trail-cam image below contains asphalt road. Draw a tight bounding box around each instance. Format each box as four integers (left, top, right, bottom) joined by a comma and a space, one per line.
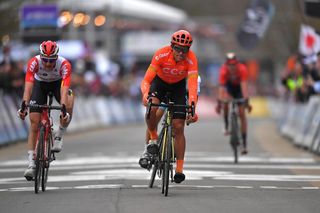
1, 118, 320, 213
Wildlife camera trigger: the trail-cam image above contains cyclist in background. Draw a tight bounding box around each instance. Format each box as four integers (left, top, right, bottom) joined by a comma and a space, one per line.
139, 30, 199, 184
215, 52, 252, 155
17, 40, 74, 180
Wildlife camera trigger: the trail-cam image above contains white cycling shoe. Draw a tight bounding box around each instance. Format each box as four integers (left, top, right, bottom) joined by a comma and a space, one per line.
52, 137, 63, 153
24, 162, 35, 181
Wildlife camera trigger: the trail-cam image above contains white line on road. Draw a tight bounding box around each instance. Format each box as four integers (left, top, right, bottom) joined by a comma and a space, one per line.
0, 184, 318, 193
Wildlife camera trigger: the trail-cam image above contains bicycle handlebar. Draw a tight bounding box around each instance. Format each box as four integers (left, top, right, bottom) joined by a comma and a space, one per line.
26, 104, 66, 116
146, 99, 195, 120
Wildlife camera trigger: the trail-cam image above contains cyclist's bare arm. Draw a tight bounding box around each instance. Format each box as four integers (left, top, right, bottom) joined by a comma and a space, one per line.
22, 82, 34, 104
240, 81, 249, 99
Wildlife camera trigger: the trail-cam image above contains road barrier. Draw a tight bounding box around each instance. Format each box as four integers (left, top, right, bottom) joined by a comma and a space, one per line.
0, 93, 145, 147
268, 95, 320, 155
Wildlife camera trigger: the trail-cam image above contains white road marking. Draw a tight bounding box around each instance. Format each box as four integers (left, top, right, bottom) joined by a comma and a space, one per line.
3, 163, 320, 174
0, 153, 319, 192
0, 155, 316, 167
0, 184, 318, 193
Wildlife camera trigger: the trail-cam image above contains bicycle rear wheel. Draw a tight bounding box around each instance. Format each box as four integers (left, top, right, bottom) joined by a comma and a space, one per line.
41, 131, 52, 192
230, 113, 239, 164
35, 126, 45, 193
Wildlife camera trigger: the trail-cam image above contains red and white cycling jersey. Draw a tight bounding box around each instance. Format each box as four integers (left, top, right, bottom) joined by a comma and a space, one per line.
25, 55, 72, 87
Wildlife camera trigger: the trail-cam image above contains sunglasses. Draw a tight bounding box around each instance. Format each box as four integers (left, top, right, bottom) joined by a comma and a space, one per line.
173, 45, 189, 54
41, 57, 57, 63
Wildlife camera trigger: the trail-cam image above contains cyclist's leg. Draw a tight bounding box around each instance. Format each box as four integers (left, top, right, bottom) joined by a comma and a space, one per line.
172, 119, 186, 183
52, 81, 70, 152
145, 107, 165, 143
171, 80, 187, 183
139, 77, 166, 168
238, 105, 248, 154
139, 97, 161, 168
145, 77, 167, 151
235, 88, 248, 155
24, 80, 46, 179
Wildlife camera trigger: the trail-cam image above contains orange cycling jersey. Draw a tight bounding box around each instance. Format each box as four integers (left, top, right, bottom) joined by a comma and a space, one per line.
219, 63, 248, 86
141, 46, 198, 105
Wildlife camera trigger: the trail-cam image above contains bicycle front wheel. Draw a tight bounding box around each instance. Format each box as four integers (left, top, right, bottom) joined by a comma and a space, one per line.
149, 160, 159, 188
149, 127, 165, 188
35, 126, 45, 194
163, 125, 172, 196
230, 113, 239, 164
41, 131, 52, 192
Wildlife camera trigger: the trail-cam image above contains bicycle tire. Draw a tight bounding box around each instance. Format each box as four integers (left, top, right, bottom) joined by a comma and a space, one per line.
42, 131, 52, 191
230, 113, 239, 164
149, 128, 165, 188
35, 126, 45, 193
164, 125, 172, 196
149, 160, 159, 188
161, 126, 168, 194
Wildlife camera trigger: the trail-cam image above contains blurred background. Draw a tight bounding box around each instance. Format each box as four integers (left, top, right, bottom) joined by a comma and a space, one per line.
1, 0, 320, 147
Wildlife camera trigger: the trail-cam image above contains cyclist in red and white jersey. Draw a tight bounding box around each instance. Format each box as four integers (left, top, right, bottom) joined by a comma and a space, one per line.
17, 40, 74, 180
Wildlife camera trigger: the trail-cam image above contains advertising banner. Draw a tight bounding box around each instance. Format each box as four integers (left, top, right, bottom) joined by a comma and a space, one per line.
20, 4, 58, 29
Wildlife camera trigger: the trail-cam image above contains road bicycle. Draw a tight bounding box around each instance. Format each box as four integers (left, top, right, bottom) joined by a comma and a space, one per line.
146, 97, 194, 196
22, 92, 65, 193
222, 98, 246, 164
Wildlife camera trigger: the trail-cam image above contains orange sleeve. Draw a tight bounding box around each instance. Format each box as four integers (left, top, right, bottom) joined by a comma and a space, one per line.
188, 75, 198, 105
140, 65, 157, 95
187, 52, 199, 105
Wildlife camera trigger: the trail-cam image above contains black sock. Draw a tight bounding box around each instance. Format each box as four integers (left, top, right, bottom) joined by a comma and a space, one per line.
224, 115, 228, 130
242, 133, 247, 148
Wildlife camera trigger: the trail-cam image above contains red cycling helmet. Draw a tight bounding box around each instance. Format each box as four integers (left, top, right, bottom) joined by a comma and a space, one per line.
40, 40, 59, 58
225, 52, 238, 65
171, 30, 193, 47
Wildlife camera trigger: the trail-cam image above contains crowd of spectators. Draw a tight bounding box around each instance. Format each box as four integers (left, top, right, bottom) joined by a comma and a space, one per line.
280, 52, 320, 103
0, 43, 147, 102
2, 41, 303, 104
0, 45, 25, 99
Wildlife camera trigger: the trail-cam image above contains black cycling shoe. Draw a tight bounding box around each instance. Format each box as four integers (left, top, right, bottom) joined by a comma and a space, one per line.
241, 148, 248, 155
139, 152, 151, 169
146, 143, 159, 155
174, 172, 185, 184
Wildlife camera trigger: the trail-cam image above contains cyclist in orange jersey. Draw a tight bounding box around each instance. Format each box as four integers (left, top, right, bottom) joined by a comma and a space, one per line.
139, 30, 199, 184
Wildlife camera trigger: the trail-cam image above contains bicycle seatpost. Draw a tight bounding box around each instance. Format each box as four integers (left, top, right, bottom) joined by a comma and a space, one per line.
48, 92, 53, 106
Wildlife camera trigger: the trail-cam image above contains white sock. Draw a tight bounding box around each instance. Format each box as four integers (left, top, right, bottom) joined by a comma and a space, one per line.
56, 126, 67, 138
27, 150, 34, 167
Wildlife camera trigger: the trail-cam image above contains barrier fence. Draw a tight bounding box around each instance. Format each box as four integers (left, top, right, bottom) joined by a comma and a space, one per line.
268, 95, 320, 155
2, 91, 320, 155
0, 92, 145, 146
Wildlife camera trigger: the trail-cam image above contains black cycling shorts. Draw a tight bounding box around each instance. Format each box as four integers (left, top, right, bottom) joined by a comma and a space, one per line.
29, 79, 62, 113
149, 76, 187, 119
225, 82, 243, 99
